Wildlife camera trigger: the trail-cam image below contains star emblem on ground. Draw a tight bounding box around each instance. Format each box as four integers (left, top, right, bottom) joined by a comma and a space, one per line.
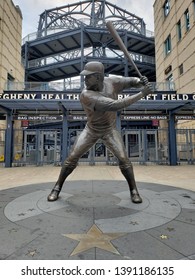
62, 224, 126, 256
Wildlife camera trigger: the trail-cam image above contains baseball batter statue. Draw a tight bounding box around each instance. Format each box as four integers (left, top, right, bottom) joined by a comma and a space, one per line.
48, 61, 153, 203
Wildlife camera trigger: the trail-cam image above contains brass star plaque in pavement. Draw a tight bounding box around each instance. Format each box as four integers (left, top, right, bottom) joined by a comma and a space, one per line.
27, 250, 37, 257
62, 224, 126, 256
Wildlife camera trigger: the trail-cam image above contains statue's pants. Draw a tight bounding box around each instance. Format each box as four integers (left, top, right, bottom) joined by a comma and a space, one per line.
54, 126, 138, 195
64, 125, 132, 170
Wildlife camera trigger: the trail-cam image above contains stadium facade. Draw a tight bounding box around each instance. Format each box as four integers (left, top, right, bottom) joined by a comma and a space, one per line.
0, 0, 194, 167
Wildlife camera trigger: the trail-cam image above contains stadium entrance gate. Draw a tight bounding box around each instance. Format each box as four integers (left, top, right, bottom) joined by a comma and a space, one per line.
1, 128, 194, 166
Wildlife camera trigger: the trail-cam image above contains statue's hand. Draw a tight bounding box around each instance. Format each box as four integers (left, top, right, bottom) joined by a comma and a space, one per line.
142, 80, 153, 97
140, 76, 149, 86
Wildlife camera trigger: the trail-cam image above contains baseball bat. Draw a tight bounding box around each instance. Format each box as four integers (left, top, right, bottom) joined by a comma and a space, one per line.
106, 21, 142, 78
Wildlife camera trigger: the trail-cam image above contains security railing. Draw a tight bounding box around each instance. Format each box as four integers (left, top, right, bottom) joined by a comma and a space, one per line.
4, 81, 175, 92
22, 21, 154, 44
26, 48, 155, 69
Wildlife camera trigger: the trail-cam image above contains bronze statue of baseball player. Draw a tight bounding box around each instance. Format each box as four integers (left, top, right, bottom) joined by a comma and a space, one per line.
48, 61, 153, 203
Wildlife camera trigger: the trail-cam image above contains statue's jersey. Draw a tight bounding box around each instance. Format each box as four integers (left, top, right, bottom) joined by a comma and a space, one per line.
80, 76, 140, 133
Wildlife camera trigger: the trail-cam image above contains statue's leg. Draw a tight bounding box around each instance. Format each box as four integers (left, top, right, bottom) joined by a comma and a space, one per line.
102, 129, 142, 203
47, 127, 97, 201
47, 164, 75, 201
119, 164, 142, 203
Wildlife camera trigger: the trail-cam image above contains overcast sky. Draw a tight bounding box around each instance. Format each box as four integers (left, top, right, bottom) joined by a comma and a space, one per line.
13, 0, 155, 38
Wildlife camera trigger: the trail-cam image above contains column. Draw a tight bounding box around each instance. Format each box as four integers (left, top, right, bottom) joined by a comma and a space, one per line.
61, 108, 68, 163
168, 111, 177, 165
5, 111, 13, 167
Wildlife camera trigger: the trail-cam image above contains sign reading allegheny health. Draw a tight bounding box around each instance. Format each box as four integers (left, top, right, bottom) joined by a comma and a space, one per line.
0, 93, 80, 100
3, 92, 195, 121
1, 92, 195, 101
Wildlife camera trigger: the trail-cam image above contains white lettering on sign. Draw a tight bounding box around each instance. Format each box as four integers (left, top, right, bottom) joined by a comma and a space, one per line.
162, 94, 189, 101
0, 93, 194, 102
41, 93, 67, 99
123, 115, 168, 120
141, 94, 158, 100
0, 93, 37, 99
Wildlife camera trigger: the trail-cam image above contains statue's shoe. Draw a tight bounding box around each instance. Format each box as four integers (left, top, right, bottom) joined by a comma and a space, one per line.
131, 193, 142, 204
47, 189, 60, 201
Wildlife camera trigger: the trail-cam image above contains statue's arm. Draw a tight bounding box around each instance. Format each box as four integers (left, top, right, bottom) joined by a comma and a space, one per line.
121, 77, 144, 89
110, 76, 144, 91
109, 76, 148, 99
94, 82, 153, 111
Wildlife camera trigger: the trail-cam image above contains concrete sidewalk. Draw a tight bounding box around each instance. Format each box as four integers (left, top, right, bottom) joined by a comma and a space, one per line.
0, 164, 195, 260
0, 164, 195, 191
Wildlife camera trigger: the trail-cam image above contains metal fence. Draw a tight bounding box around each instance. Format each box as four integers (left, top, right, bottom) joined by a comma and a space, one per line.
67, 128, 170, 165
122, 129, 169, 164
11, 129, 62, 166
176, 129, 195, 164
4, 81, 175, 92
0, 128, 194, 166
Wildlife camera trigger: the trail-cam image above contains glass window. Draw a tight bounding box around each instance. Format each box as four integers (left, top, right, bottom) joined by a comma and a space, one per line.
164, 35, 171, 55
179, 64, 184, 75
7, 73, 15, 90
184, 9, 190, 31
193, 1, 195, 20
177, 20, 182, 41
166, 74, 174, 90
163, 0, 170, 17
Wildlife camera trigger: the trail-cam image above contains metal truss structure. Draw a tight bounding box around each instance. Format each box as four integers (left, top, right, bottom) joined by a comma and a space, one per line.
22, 0, 155, 82
37, 0, 146, 37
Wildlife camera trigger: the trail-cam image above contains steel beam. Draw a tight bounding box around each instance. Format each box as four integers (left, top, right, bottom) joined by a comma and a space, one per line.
5, 112, 13, 167
168, 111, 177, 165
